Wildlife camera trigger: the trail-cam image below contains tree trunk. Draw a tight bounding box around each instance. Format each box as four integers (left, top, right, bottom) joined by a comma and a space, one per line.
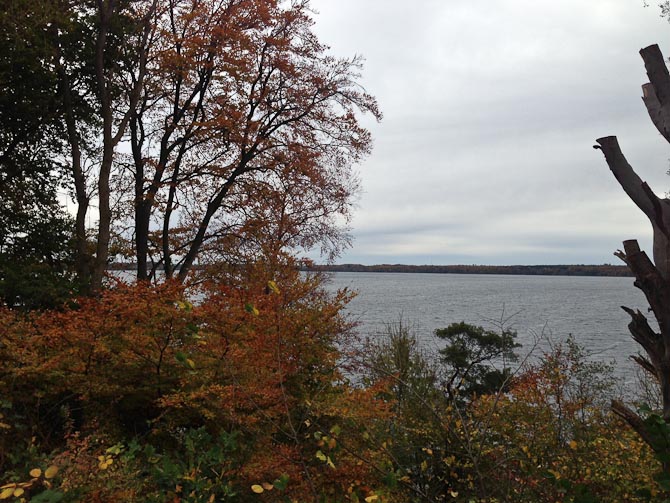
90, 0, 157, 292
57, 54, 91, 289
90, 1, 114, 293
596, 44, 670, 454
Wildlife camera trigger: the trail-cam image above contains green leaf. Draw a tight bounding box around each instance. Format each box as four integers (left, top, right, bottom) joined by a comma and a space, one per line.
30, 490, 64, 503
273, 474, 289, 491
382, 470, 398, 489
106, 443, 123, 455
634, 488, 652, 501
655, 471, 670, 491
315, 450, 326, 462
245, 303, 259, 316
639, 403, 652, 415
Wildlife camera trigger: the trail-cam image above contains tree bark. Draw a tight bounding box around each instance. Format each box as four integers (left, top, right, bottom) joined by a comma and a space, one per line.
55, 41, 91, 288
594, 137, 670, 279
90, 0, 157, 292
597, 43, 670, 454
641, 44, 670, 143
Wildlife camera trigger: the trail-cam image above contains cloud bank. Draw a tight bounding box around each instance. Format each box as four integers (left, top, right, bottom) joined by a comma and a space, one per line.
308, 0, 670, 265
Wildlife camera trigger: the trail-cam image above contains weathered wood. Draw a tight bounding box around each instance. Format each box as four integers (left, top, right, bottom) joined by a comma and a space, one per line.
621, 306, 662, 368
595, 137, 670, 279
632, 354, 658, 379
641, 45, 670, 105
598, 43, 670, 448
641, 45, 670, 143
622, 247, 670, 342
612, 399, 658, 449
594, 137, 655, 218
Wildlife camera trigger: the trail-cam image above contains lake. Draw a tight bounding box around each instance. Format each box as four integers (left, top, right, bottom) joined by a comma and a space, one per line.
323, 272, 652, 387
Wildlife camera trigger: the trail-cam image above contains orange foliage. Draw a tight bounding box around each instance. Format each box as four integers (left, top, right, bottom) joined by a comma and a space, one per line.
0, 263, 391, 501
123, 0, 381, 281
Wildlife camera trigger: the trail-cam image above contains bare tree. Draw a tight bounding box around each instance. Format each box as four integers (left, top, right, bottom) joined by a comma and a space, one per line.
595, 44, 670, 449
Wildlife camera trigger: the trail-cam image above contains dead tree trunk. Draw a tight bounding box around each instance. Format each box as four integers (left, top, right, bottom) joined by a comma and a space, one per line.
595, 44, 670, 451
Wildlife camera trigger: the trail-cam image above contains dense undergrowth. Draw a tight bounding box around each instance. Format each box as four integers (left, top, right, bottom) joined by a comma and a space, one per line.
0, 262, 663, 502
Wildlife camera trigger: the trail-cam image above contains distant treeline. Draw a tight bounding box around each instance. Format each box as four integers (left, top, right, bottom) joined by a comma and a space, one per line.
109, 262, 633, 277
304, 263, 633, 277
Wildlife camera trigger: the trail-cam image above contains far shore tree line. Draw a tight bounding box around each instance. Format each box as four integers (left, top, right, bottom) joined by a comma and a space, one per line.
304, 263, 632, 277
3, 0, 670, 500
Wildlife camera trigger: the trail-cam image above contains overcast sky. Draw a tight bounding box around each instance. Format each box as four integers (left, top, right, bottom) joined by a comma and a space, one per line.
306, 0, 670, 265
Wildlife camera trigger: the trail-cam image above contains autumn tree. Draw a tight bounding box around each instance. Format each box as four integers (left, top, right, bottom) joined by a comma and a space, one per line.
595, 44, 670, 463
470, 339, 656, 503
0, 261, 393, 501
118, 0, 380, 282
0, 0, 159, 294
66, 0, 157, 291
1, 0, 377, 293
0, 0, 82, 307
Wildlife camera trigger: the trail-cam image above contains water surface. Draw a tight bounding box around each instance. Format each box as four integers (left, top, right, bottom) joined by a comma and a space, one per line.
324, 272, 650, 386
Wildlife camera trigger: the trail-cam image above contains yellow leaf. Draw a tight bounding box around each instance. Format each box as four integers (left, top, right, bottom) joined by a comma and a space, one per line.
251, 484, 264, 494
569, 440, 578, 450
29, 468, 42, 478
423, 447, 433, 456
0, 488, 14, 500
186, 358, 196, 369
364, 495, 378, 502
12, 488, 24, 498
547, 469, 561, 480
449, 490, 458, 497
267, 280, 280, 294
44, 465, 58, 479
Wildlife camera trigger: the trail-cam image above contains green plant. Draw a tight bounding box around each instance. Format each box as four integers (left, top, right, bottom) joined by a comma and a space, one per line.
435, 321, 520, 400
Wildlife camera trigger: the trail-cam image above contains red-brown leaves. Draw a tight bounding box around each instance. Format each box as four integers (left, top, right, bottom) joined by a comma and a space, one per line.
0, 263, 389, 499
123, 0, 381, 279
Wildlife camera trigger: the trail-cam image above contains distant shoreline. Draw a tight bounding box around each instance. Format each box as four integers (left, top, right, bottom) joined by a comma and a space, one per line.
303, 263, 632, 277
108, 262, 633, 277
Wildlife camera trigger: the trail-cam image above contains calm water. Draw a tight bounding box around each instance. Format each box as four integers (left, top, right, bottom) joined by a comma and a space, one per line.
323, 272, 652, 386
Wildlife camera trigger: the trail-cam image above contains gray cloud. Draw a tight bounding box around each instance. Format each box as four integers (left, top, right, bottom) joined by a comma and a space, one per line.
309, 0, 670, 265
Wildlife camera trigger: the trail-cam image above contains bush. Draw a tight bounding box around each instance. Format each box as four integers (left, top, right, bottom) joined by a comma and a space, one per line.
0, 264, 393, 502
